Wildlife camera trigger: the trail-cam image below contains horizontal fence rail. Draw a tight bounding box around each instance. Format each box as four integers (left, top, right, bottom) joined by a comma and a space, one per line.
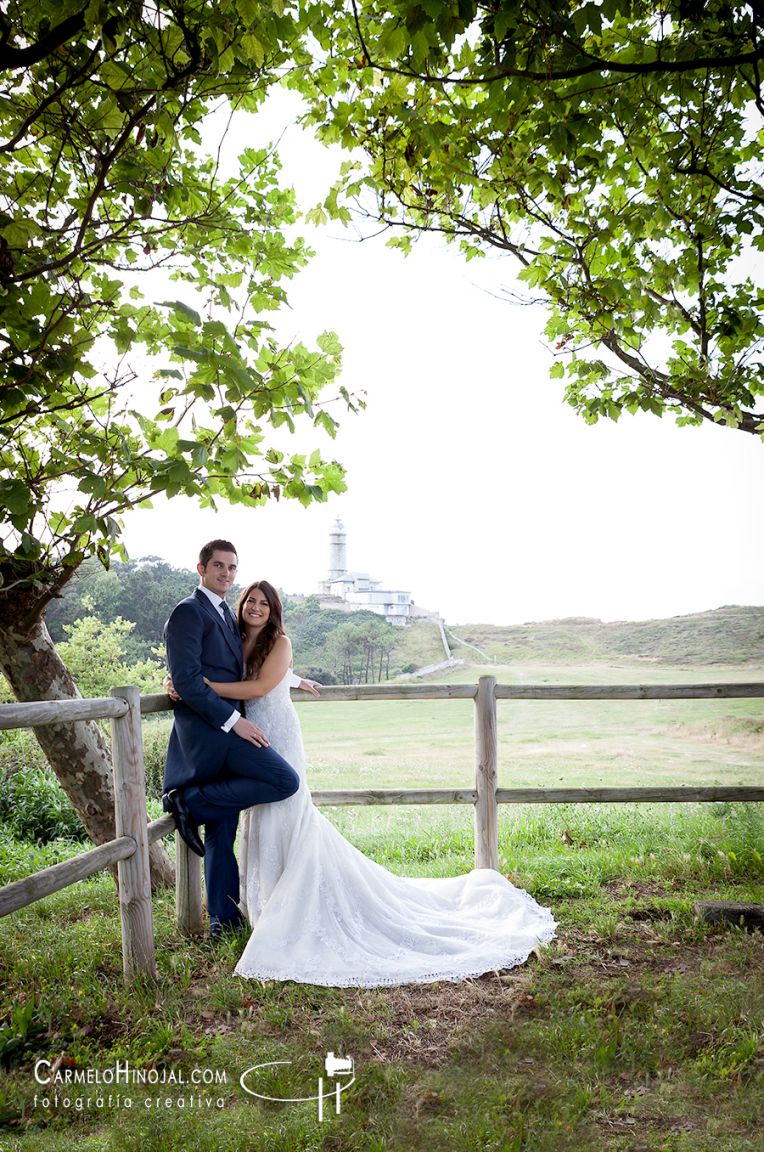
310, 788, 478, 806
0, 695, 129, 729
494, 786, 764, 804
0, 836, 135, 918
1, 677, 762, 982
493, 683, 764, 700
142, 682, 764, 707
309, 786, 764, 807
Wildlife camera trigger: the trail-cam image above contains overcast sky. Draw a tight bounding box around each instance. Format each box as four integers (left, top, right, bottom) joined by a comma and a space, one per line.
121, 92, 764, 627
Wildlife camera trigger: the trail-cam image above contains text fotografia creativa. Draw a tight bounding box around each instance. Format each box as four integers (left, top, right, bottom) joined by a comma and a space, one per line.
31, 1093, 226, 1113
34, 1060, 227, 1087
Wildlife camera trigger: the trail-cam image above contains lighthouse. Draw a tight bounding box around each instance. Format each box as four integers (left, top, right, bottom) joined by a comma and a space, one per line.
318, 519, 415, 625
327, 518, 347, 582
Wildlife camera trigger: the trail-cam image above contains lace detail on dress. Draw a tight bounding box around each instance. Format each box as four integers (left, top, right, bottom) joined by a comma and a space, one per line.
234, 672, 556, 987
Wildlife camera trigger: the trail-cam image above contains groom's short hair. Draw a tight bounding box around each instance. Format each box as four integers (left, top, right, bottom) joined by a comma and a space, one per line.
199, 539, 238, 567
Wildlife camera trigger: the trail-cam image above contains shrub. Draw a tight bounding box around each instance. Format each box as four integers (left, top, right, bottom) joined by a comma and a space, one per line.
0, 764, 85, 843
142, 717, 172, 800
57, 614, 165, 699
302, 667, 337, 686
0, 728, 47, 772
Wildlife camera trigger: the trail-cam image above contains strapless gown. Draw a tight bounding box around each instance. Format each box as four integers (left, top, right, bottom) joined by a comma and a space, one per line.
234, 672, 556, 986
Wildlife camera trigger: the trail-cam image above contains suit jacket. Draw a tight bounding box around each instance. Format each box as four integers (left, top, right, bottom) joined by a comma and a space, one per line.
163, 588, 245, 791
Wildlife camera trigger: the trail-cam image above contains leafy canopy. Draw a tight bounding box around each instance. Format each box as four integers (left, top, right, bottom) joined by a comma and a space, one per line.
291, 0, 764, 435
0, 0, 360, 623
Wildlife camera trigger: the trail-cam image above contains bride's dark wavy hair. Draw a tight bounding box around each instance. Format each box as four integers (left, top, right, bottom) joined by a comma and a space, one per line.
236, 580, 285, 676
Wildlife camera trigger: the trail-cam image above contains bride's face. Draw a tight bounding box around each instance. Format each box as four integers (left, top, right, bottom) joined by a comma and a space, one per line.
242, 588, 271, 631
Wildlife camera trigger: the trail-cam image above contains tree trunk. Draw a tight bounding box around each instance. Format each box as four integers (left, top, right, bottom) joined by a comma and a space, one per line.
0, 615, 175, 889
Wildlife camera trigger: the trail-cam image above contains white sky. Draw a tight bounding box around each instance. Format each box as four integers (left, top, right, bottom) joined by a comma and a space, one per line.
121, 92, 764, 627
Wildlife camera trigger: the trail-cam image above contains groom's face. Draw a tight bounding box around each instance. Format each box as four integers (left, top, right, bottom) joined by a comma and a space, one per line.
197, 550, 238, 598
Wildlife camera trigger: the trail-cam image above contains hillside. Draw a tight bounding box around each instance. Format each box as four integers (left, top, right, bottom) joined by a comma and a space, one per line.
43, 557, 763, 675
446, 606, 764, 666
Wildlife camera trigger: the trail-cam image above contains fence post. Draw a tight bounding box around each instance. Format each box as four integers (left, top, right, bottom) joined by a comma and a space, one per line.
175, 836, 204, 935
474, 675, 499, 870
110, 685, 157, 981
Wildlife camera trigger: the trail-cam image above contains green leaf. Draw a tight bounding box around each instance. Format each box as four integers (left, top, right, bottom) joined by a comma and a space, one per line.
317, 331, 342, 356
379, 23, 408, 59
305, 205, 328, 226
236, 0, 261, 22
172, 345, 211, 364
19, 532, 41, 557
159, 301, 203, 327
1, 218, 37, 247
154, 426, 180, 453
0, 479, 31, 517
314, 410, 338, 438
99, 61, 132, 90
241, 32, 266, 66
494, 10, 515, 42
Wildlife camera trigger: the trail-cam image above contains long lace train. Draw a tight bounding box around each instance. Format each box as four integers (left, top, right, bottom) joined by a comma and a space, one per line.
234, 673, 556, 987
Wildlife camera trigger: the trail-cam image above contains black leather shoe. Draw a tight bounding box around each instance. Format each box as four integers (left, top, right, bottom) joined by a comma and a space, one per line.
210, 917, 246, 945
162, 789, 205, 857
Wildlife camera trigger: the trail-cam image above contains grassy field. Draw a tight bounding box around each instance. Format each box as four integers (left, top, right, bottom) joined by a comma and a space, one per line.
1, 658, 762, 1150
297, 661, 764, 798
1, 804, 762, 1152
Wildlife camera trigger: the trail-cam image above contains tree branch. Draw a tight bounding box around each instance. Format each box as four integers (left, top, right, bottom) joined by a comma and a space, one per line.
0, 43, 101, 153
348, 0, 764, 88
0, 9, 87, 70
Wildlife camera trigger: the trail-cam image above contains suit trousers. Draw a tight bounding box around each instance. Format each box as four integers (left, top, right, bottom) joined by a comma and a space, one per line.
182, 734, 300, 930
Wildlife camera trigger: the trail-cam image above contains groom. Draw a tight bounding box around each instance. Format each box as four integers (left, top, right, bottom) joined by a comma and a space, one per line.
163, 538, 300, 938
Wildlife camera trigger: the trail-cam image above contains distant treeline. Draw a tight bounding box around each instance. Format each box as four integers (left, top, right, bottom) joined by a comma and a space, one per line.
46, 557, 198, 662
45, 557, 410, 684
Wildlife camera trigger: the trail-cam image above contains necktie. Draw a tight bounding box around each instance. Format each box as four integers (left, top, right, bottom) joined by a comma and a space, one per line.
221, 600, 237, 635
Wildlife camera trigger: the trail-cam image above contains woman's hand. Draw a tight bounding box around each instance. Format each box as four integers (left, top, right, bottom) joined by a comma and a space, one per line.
297, 678, 321, 697
163, 673, 181, 702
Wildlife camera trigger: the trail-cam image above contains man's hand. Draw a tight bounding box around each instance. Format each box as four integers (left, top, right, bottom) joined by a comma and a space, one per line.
232, 717, 270, 747
297, 678, 321, 698
163, 674, 181, 702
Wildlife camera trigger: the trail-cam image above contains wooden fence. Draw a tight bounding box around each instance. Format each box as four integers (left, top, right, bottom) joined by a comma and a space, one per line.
1, 676, 763, 982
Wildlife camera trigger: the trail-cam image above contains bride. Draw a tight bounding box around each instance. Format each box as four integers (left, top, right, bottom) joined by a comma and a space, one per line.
200, 580, 556, 987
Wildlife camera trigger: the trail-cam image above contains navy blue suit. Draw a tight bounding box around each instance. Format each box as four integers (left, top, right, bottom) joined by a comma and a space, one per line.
164, 588, 299, 930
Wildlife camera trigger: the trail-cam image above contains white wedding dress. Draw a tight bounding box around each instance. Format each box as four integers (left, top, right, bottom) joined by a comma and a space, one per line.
234, 672, 556, 987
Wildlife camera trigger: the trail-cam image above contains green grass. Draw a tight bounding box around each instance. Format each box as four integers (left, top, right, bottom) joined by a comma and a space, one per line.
294, 661, 764, 800
388, 619, 448, 671
1, 656, 762, 1150
1, 803, 763, 1151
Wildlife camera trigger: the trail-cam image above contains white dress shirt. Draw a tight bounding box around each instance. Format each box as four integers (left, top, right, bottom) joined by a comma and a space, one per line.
197, 585, 239, 731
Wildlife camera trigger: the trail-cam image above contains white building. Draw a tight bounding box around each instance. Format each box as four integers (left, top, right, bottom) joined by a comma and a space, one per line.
318, 520, 414, 626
